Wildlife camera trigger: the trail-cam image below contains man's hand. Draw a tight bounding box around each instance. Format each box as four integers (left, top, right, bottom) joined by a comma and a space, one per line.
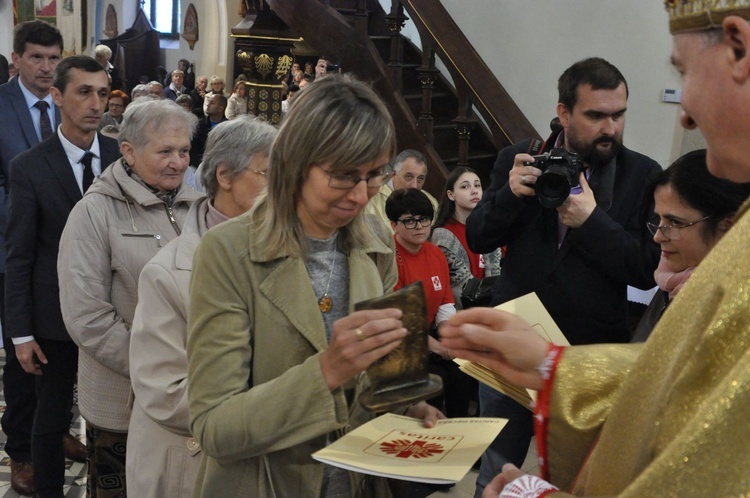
558, 172, 596, 228
15, 340, 47, 375
509, 153, 542, 198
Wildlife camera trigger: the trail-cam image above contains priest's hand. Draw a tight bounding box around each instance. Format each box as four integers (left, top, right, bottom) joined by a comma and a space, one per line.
439, 308, 547, 391
484, 464, 559, 498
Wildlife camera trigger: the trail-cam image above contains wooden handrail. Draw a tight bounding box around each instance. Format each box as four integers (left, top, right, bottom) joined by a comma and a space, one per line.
400, 0, 540, 147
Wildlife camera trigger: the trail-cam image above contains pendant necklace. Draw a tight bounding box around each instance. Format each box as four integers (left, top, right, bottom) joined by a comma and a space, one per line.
312, 234, 338, 313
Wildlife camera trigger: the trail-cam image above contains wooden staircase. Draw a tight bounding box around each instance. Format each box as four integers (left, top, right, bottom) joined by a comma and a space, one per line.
266, 0, 540, 196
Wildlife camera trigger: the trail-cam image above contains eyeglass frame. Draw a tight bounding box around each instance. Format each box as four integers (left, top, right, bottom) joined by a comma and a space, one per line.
646, 215, 713, 240
313, 163, 394, 190
248, 168, 267, 177
397, 215, 432, 230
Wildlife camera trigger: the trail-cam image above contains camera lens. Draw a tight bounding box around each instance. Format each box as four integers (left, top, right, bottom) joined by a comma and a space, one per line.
535, 167, 573, 208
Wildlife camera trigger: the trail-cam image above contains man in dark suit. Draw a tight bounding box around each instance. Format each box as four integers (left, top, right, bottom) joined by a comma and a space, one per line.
465, 57, 662, 497
5, 55, 119, 497
190, 92, 227, 167
0, 20, 68, 495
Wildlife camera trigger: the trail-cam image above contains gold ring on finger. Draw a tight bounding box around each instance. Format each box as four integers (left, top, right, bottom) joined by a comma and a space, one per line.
355, 328, 365, 341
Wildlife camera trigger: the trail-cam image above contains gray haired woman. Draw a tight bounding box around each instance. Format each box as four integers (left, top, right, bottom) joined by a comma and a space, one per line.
127, 116, 277, 497
58, 98, 202, 497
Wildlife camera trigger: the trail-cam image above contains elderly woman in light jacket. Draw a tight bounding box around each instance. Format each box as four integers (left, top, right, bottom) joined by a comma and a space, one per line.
58, 98, 202, 496
186, 76, 443, 498
126, 116, 277, 497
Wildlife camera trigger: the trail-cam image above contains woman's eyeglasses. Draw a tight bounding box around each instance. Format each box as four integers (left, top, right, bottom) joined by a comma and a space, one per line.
315, 164, 394, 190
646, 215, 712, 240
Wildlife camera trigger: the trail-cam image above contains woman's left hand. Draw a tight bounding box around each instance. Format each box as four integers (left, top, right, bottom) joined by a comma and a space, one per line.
405, 401, 446, 428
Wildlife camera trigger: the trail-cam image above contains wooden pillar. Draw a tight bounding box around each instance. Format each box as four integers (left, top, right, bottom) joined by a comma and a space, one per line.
232, 2, 299, 125
353, 0, 369, 34
417, 47, 438, 144
385, 1, 407, 91
234, 39, 295, 125
453, 81, 473, 167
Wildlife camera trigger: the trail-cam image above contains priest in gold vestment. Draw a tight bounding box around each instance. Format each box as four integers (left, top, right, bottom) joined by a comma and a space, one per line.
441, 3, 750, 496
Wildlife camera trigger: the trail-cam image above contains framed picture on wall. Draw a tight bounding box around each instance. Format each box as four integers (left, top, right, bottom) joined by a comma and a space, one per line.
103, 4, 118, 38
181, 4, 199, 50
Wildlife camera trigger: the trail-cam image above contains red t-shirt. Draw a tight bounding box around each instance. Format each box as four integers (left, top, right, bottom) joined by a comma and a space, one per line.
444, 218, 485, 279
394, 237, 454, 327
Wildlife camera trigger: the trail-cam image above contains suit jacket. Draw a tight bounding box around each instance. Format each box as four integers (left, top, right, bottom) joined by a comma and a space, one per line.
0, 77, 62, 273
4, 132, 120, 341
189, 115, 226, 167
466, 129, 662, 345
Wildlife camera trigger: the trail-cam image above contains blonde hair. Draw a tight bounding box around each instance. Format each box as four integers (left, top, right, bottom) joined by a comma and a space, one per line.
251, 75, 396, 259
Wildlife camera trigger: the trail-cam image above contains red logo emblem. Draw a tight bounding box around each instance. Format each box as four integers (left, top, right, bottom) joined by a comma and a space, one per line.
378, 439, 445, 459
431, 276, 442, 291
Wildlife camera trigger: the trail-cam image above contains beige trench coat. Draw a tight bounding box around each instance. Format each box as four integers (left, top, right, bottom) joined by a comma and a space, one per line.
127, 198, 210, 497
187, 213, 397, 498
58, 158, 201, 431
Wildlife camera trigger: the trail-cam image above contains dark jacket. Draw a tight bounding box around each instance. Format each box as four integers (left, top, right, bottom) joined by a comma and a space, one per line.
466, 129, 661, 344
4, 132, 120, 341
190, 115, 225, 167
0, 77, 62, 273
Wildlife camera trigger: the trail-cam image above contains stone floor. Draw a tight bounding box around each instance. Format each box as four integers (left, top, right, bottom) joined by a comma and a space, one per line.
0, 350, 87, 497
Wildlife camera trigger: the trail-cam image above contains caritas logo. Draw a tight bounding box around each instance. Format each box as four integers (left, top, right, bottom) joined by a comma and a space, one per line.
378, 439, 444, 459
365, 430, 461, 463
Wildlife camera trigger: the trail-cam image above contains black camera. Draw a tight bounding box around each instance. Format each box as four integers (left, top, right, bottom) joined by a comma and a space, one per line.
326, 63, 340, 73
526, 148, 584, 208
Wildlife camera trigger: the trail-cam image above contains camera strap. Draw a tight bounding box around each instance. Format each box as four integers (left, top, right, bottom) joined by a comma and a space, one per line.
527, 139, 544, 155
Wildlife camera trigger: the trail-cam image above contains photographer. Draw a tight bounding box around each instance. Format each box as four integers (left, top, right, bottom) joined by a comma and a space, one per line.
466, 57, 661, 497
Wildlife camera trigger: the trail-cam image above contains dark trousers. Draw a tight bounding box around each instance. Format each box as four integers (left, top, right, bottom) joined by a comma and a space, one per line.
0, 272, 38, 462
32, 338, 78, 497
473, 384, 533, 498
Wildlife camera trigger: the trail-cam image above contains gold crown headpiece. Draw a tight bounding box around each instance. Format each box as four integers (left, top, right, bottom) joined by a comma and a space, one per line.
665, 0, 750, 33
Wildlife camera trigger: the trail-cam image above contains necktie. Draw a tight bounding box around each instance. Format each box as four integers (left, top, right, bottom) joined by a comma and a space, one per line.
81, 152, 95, 193
34, 100, 53, 141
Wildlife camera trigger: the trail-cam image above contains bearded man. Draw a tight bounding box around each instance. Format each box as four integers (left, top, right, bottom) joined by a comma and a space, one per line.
465, 57, 662, 496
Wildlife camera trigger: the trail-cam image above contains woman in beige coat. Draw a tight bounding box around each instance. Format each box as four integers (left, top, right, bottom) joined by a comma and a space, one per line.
58, 98, 202, 496
127, 117, 278, 497
187, 76, 444, 498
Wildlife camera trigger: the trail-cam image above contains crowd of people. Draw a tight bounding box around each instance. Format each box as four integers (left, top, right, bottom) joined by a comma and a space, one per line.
2, 2, 750, 497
